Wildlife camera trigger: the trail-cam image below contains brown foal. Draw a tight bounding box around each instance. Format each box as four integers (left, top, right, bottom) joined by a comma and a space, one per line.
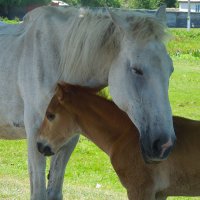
37, 83, 200, 200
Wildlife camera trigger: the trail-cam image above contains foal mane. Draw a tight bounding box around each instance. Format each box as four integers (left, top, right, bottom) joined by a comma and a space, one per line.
58, 82, 100, 94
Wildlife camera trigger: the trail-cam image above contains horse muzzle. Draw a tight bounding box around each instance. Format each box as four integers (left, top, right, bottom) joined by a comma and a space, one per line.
140, 135, 176, 163
37, 142, 55, 156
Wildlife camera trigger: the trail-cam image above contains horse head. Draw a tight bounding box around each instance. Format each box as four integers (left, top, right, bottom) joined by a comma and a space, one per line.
108, 5, 176, 162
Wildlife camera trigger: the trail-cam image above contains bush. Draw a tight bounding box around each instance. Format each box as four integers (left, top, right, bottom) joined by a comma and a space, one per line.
0, 17, 19, 24
65, 0, 122, 7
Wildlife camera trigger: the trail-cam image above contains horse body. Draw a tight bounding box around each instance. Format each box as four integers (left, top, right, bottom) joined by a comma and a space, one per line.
0, 6, 175, 199
0, 7, 82, 199
0, 25, 25, 139
38, 83, 200, 200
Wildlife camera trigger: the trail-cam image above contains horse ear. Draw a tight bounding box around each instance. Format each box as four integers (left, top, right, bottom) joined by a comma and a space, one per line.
155, 4, 167, 24
106, 8, 129, 31
56, 83, 64, 101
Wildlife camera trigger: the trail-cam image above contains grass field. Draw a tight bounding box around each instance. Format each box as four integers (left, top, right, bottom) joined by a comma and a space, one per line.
0, 28, 200, 199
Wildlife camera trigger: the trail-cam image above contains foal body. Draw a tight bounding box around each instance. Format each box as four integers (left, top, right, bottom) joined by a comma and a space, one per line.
38, 83, 200, 200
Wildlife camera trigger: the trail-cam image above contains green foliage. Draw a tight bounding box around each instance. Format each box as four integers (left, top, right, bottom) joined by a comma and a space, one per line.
0, 16, 19, 23
64, 0, 79, 6
19, 0, 51, 6
130, 0, 177, 9
132, 0, 155, 9
0, 0, 21, 6
164, 0, 176, 7
64, 0, 122, 7
82, 0, 121, 7
0, 0, 51, 6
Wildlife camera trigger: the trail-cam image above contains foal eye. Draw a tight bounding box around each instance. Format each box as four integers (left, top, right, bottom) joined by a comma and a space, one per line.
46, 111, 55, 121
132, 67, 143, 76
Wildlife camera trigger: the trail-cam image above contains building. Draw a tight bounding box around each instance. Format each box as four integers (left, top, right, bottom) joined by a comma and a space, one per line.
50, 1, 69, 7
178, 0, 200, 12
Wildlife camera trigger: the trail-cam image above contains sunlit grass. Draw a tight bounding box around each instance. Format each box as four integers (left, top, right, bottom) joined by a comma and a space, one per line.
169, 58, 200, 120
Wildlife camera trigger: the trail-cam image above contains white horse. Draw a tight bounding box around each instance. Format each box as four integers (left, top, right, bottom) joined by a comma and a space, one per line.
0, 5, 175, 200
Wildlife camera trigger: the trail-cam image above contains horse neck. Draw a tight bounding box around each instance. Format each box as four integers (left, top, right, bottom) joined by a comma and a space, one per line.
65, 93, 137, 155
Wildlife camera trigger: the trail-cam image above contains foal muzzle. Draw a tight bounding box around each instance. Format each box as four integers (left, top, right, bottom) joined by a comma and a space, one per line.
37, 142, 55, 156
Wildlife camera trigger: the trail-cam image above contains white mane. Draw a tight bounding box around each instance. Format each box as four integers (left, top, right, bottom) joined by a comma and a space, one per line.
59, 8, 120, 83
57, 7, 168, 81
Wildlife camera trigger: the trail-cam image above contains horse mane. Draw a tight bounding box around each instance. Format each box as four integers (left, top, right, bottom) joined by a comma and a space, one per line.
59, 8, 121, 82
59, 8, 169, 81
126, 12, 169, 42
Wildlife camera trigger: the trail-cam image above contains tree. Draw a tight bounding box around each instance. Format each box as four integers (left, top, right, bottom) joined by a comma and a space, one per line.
0, 0, 51, 6
64, 0, 122, 7
160, 0, 177, 7
127, 0, 177, 9
0, 0, 51, 18
81, 0, 121, 7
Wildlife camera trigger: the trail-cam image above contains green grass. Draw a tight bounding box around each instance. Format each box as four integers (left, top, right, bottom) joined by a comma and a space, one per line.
168, 29, 200, 58
169, 58, 200, 120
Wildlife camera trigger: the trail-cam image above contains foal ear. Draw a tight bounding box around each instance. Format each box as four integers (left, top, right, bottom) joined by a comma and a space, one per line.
155, 4, 167, 24
56, 83, 65, 101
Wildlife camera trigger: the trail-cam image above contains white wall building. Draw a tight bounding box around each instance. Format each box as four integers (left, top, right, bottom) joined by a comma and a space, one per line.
178, 0, 200, 12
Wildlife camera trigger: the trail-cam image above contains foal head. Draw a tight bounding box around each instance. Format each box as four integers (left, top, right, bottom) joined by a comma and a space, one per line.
37, 84, 81, 155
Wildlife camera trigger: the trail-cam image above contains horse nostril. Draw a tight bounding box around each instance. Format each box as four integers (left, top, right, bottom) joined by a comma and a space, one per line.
161, 145, 173, 159
160, 138, 174, 158
152, 137, 174, 159
152, 139, 162, 156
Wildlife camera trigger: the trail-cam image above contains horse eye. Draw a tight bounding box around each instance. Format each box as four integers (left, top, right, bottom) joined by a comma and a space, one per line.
132, 67, 143, 76
46, 111, 55, 121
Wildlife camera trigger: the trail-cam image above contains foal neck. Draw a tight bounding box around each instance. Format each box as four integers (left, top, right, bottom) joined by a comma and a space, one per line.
63, 89, 138, 155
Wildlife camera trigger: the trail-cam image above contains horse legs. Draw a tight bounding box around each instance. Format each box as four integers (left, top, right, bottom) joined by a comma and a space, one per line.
28, 137, 47, 200
47, 135, 80, 200
24, 104, 47, 200
25, 112, 47, 200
